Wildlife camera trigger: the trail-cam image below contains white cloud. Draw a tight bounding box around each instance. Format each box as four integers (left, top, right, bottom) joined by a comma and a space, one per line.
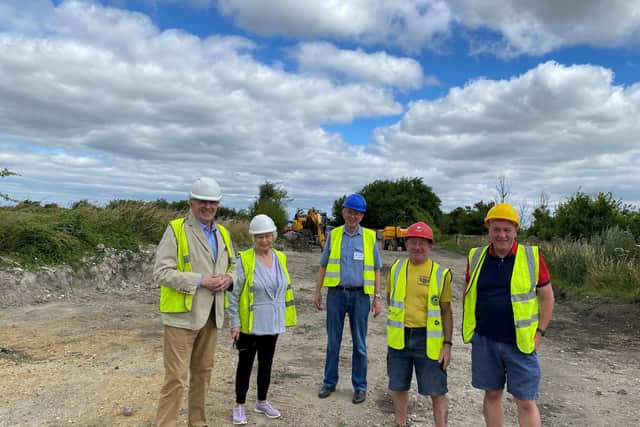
0, 1, 402, 210
217, 0, 452, 53
374, 61, 640, 209
216, 0, 640, 56
289, 42, 437, 90
447, 0, 640, 56
1, 1, 639, 216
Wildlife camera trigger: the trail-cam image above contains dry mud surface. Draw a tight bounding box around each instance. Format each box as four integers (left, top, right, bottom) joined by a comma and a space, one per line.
1, 249, 639, 426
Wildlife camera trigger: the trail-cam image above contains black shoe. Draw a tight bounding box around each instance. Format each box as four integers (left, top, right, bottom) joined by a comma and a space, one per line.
318, 385, 336, 398
352, 389, 366, 404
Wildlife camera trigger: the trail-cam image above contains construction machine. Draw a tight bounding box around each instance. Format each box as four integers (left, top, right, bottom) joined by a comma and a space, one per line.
283, 208, 327, 250
382, 225, 408, 251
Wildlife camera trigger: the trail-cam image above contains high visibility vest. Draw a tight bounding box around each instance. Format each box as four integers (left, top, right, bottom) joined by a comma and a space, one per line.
159, 218, 234, 313
387, 258, 449, 360
462, 244, 540, 354
322, 225, 377, 294
237, 248, 296, 334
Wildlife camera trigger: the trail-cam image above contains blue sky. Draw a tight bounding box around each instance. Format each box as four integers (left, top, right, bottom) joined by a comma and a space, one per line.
2, 0, 640, 223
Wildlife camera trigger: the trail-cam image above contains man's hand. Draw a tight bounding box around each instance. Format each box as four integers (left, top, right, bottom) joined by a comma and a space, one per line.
371, 297, 382, 317
201, 274, 232, 292
439, 344, 452, 371
230, 327, 240, 342
534, 331, 543, 351
314, 288, 323, 311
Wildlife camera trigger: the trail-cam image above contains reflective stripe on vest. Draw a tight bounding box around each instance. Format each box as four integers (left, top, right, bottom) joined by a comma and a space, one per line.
322, 225, 377, 294
387, 258, 449, 360
159, 218, 234, 313
462, 244, 540, 354
238, 248, 297, 334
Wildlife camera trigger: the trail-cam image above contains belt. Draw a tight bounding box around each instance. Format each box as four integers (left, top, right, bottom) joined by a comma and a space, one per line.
334, 286, 364, 292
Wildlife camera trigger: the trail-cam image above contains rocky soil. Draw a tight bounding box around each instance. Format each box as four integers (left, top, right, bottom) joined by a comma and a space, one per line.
1, 247, 639, 426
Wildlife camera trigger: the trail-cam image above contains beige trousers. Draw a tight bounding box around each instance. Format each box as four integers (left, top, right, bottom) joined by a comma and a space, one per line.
155, 318, 217, 427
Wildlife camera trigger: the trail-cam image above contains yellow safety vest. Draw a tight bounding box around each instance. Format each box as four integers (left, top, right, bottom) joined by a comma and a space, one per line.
237, 248, 296, 333
322, 225, 377, 294
462, 244, 540, 354
159, 218, 234, 313
387, 258, 449, 360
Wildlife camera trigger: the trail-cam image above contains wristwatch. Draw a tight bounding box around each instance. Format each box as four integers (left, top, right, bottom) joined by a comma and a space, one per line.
536, 327, 546, 337
373, 293, 382, 299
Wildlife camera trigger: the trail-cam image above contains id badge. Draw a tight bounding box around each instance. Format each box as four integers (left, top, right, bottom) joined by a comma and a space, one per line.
353, 251, 364, 261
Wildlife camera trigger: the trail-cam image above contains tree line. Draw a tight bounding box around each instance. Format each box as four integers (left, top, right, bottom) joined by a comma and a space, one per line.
3, 169, 640, 241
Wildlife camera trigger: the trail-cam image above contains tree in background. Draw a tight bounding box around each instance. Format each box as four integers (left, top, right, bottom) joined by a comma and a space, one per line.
440, 200, 493, 235
331, 178, 442, 229
1, 168, 19, 203
527, 191, 555, 240
330, 195, 347, 226
620, 206, 640, 239
554, 192, 624, 239
495, 175, 511, 203
249, 181, 289, 233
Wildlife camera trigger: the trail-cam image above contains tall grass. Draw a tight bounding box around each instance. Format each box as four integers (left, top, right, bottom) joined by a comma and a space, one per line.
542, 227, 640, 303
0, 201, 252, 268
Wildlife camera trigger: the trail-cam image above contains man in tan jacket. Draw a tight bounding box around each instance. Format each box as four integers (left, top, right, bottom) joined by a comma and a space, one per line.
154, 177, 236, 427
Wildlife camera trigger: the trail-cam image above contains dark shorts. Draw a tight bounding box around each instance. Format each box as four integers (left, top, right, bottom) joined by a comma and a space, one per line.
471, 333, 540, 400
387, 328, 447, 396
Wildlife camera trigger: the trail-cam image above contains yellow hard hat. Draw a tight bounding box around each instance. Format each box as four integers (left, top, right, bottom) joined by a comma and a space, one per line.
484, 203, 520, 228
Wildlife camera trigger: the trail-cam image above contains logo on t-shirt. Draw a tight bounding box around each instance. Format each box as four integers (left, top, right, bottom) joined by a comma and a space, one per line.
418, 275, 429, 286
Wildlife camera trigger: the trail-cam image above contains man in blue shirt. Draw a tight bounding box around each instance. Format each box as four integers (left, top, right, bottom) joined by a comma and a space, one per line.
314, 194, 383, 404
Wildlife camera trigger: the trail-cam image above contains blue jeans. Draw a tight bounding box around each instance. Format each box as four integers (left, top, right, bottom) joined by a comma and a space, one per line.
323, 287, 371, 391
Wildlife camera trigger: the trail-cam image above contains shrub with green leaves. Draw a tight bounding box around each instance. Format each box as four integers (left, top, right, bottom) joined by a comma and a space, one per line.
542, 227, 640, 303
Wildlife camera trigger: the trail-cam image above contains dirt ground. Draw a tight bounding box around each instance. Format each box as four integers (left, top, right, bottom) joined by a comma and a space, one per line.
1, 248, 639, 427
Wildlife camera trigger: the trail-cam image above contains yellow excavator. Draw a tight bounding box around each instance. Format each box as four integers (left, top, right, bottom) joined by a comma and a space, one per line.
382, 225, 407, 250
283, 208, 327, 249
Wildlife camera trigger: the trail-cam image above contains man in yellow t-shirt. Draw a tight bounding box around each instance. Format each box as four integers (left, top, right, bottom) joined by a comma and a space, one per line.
402, 258, 452, 327
386, 221, 453, 427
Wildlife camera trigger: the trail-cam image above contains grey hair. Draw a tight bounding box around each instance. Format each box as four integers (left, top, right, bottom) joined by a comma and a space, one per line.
252, 231, 278, 242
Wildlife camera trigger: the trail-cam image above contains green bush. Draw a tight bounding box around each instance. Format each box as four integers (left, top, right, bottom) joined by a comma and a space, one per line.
0, 200, 254, 268
541, 227, 640, 303
0, 201, 174, 266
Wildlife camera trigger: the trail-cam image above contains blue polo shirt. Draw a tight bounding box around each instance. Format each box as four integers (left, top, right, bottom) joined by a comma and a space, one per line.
319, 225, 382, 287
475, 249, 518, 343
473, 242, 551, 343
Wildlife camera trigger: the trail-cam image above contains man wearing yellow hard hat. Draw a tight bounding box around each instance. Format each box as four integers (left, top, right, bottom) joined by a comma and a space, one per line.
462, 203, 554, 427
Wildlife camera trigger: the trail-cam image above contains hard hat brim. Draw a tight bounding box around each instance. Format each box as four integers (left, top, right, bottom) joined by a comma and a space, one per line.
190, 192, 222, 202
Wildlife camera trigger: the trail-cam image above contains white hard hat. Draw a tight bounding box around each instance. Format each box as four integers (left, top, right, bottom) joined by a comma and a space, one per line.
249, 214, 277, 235
189, 177, 222, 201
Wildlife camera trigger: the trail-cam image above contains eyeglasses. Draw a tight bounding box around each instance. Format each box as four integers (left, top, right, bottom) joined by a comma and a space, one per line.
194, 200, 219, 206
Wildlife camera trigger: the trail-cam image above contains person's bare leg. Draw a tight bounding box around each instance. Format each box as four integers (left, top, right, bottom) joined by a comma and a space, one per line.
431, 395, 449, 427
515, 398, 541, 427
392, 390, 409, 426
483, 390, 504, 427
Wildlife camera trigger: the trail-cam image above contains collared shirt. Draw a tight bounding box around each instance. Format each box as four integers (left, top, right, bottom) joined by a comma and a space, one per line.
319, 225, 383, 287
465, 241, 550, 285
198, 221, 219, 261
467, 241, 551, 343
196, 221, 219, 288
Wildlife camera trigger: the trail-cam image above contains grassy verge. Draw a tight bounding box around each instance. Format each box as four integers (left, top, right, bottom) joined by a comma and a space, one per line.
0, 201, 252, 268
541, 228, 640, 303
